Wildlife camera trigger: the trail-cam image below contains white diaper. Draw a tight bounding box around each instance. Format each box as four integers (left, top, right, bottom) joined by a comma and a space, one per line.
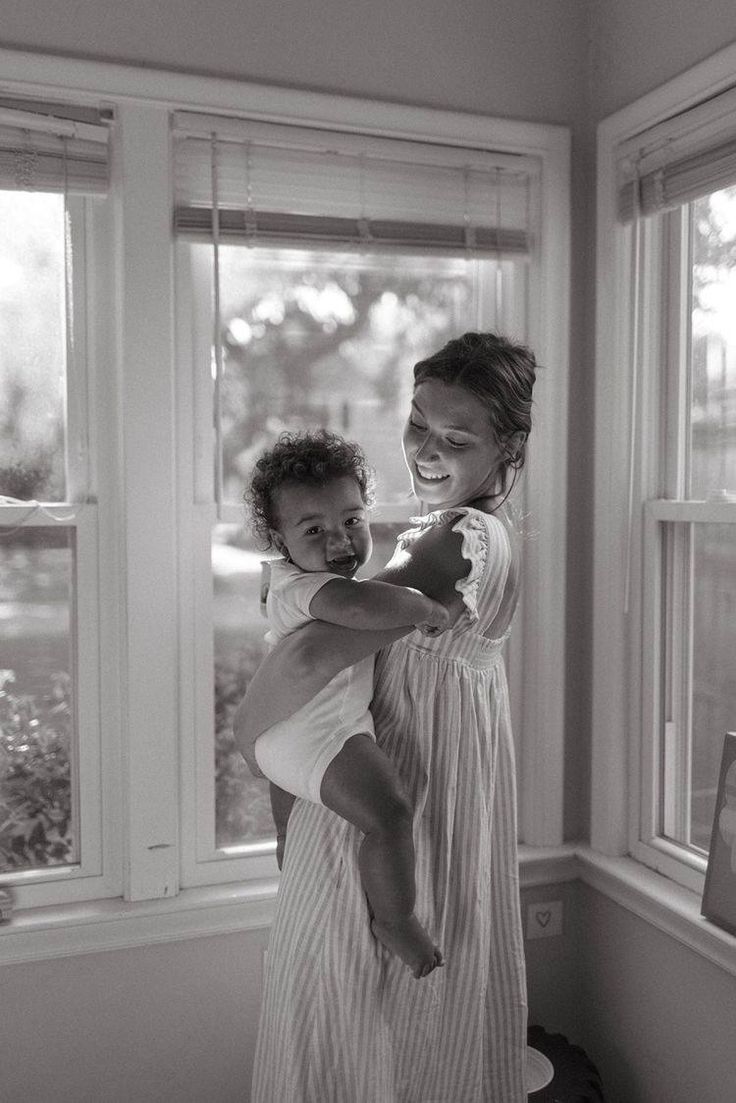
254, 655, 375, 805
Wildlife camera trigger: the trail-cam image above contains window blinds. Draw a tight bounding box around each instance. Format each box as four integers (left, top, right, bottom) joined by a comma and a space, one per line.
0, 100, 111, 196
172, 112, 535, 256
617, 83, 736, 221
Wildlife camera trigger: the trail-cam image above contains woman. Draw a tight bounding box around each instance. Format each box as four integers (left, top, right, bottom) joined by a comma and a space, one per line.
235, 331, 537, 1102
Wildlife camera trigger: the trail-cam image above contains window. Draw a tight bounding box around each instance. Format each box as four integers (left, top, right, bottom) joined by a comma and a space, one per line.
595, 80, 736, 891
641, 189, 736, 874
173, 113, 542, 885
0, 104, 114, 907
0, 58, 569, 935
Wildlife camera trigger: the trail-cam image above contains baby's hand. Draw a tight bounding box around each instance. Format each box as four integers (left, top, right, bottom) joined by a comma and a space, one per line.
416, 599, 450, 637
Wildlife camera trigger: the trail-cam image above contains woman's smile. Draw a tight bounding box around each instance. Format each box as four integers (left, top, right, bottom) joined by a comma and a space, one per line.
403, 379, 504, 509
414, 465, 450, 482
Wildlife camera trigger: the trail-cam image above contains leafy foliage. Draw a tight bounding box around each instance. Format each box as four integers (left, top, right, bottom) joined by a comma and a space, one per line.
214, 645, 273, 846
0, 669, 73, 871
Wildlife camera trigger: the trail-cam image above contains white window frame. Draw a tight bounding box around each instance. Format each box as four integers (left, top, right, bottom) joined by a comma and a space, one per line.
0, 196, 122, 909
175, 245, 537, 888
0, 45, 569, 951
172, 99, 570, 891
593, 41, 736, 895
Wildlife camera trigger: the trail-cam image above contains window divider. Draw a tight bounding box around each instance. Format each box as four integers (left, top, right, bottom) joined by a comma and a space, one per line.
115, 103, 180, 902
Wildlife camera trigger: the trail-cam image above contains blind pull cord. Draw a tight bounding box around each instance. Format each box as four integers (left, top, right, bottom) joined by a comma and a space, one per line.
211, 132, 225, 520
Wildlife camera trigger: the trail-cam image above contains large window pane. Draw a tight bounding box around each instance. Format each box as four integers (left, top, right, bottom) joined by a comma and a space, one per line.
0, 193, 67, 502
201, 245, 500, 505
204, 243, 521, 850
690, 186, 736, 500
212, 522, 270, 848
0, 526, 77, 871
690, 523, 736, 850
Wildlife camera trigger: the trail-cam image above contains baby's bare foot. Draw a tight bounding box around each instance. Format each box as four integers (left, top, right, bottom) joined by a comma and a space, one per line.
371, 915, 444, 979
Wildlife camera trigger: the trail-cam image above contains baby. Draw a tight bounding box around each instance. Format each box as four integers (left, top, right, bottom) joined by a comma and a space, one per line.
245, 429, 447, 978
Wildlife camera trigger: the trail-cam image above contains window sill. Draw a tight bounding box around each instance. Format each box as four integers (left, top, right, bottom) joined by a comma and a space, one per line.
2, 845, 734, 974
0, 878, 279, 965
0, 846, 575, 965
574, 846, 736, 979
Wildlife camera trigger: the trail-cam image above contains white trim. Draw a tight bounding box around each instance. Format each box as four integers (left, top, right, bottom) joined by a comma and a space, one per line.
0, 846, 574, 965
4, 846, 735, 979
517, 127, 569, 848
0, 879, 279, 966
592, 125, 631, 855
115, 103, 180, 902
648, 500, 736, 523
0, 47, 567, 156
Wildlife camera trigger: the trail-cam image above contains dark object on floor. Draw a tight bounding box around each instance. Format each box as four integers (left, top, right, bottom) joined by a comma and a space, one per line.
527, 1025, 605, 1101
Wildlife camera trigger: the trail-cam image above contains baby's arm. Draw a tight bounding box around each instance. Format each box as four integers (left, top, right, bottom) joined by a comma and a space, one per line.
309, 578, 449, 633
235, 519, 470, 774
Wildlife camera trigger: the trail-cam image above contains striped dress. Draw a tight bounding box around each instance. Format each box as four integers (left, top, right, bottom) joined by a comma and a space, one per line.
252, 507, 528, 1103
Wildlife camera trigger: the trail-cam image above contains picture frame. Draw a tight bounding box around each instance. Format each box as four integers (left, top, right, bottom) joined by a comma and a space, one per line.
701, 732, 736, 937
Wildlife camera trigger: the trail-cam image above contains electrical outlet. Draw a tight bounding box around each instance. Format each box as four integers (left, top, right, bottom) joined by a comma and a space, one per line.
526, 899, 563, 939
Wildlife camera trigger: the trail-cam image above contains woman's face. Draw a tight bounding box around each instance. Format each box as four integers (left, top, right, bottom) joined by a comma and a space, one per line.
402, 379, 504, 510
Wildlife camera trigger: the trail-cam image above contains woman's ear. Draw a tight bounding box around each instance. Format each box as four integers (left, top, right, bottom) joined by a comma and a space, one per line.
504, 431, 527, 464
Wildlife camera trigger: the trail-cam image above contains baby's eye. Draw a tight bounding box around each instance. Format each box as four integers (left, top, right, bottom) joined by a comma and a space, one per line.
408, 416, 426, 430
345, 516, 365, 527
447, 437, 469, 449
304, 526, 322, 536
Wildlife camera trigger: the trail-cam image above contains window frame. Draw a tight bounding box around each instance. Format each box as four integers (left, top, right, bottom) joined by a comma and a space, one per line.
594, 44, 736, 894
175, 244, 536, 888
173, 107, 570, 890
0, 45, 570, 928
0, 195, 121, 909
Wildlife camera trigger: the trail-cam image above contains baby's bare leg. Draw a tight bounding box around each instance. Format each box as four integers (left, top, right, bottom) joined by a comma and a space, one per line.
320, 733, 443, 978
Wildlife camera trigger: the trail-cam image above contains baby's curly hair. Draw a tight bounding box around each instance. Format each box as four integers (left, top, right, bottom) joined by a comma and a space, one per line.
246, 429, 376, 549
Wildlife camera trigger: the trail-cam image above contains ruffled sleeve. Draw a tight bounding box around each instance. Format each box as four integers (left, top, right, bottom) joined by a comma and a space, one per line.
396, 508, 512, 625
453, 511, 511, 626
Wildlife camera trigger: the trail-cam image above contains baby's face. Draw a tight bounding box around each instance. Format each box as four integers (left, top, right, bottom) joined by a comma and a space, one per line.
272, 475, 372, 576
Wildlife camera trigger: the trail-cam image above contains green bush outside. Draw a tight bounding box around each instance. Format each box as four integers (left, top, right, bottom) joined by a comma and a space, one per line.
0, 669, 73, 871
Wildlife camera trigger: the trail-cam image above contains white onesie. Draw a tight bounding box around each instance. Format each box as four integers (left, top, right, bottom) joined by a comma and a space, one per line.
253, 558, 375, 805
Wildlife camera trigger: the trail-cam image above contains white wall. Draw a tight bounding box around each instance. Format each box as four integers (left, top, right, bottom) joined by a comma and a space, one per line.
577, 886, 736, 1103
0, 928, 269, 1103
589, 0, 736, 121
0, 887, 584, 1103
0, 0, 589, 123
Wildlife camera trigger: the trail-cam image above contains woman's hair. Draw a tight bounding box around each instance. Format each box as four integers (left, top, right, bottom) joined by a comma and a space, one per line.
246, 429, 376, 549
413, 331, 537, 485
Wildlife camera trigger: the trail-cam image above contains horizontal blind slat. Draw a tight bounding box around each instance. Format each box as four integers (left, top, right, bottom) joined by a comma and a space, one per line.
174, 206, 528, 255
173, 114, 532, 253
0, 104, 111, 195
616, 84, 736, 222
